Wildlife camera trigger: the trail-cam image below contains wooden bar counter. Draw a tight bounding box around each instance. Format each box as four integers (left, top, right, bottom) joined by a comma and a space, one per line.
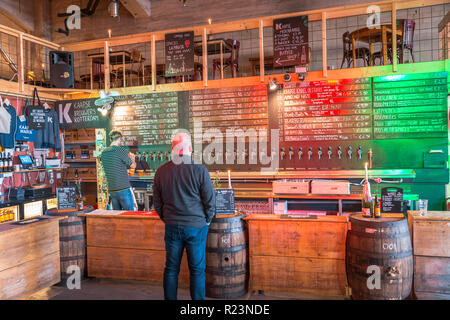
243, 214, 348, 297
78, 210, 189, 284
0, 216, 63, 299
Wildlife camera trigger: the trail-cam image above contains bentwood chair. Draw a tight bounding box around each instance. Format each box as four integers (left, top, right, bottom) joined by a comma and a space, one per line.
341, 31, 370, 68
371, 19, 415, 65
212, 39, 240, 79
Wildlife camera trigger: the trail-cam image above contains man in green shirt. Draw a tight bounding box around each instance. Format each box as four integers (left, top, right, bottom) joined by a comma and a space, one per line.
100, 130, 136, 210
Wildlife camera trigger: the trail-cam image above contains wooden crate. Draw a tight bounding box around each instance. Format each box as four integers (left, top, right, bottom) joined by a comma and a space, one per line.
408, 211, 450, 299
273, 180, 309, 194
311, 180, 350, 195
77, 129, 96, 141
63, 130, 77, 144
244, 214, 348, 297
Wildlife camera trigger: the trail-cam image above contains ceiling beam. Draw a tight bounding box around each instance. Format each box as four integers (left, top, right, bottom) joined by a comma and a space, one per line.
120, 0, 151, 18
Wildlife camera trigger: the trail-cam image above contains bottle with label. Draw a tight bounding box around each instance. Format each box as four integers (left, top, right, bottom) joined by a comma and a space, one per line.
0, 152, 4, 173
374, 195, 381, 218
362, 162, 373, 217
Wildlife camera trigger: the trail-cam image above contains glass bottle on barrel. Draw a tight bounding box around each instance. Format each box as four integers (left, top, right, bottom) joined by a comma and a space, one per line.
362, 162, 373, 217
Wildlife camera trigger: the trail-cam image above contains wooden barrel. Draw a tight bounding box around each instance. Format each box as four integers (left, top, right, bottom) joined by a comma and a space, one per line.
47, 208, 93, 283
346, 214, 413, 300
206, 212, 248, 299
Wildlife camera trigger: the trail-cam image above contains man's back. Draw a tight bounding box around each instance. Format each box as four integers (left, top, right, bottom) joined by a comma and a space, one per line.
153, 157, 215, 228
100, 145, 132, 192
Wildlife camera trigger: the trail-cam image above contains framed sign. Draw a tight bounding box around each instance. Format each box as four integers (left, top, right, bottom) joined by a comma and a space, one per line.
165, 31, 195, 77
273, 15, 308, 67
57, 186, 77, 210
381, 187, 403, 213
215, 189, 235, 215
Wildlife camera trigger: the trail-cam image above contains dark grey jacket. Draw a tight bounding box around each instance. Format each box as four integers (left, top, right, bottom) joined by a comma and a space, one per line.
153, 155, 215, 228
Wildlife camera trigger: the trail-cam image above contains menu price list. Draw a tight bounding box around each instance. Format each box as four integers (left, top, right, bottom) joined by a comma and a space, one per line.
373, 72, 448, 139
282, 78, 373, 142
111, 92, 179, 146
189, 85, 269, 141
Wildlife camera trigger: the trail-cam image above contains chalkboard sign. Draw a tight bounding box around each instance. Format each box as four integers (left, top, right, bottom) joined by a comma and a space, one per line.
110, 92, 179, 146
215, 189, 235, 215
273, 16, 308, 67
381, 187, 403, 213
28, 106, 46, 130
58, 99, 110, 130
57, 186, 77, 210
165, 31, 195, 77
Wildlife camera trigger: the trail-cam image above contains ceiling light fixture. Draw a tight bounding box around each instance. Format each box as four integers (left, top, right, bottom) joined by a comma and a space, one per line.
109, 0, 119, 18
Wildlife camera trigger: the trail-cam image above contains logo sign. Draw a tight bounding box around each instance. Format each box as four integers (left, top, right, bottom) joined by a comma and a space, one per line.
58, 98, 110, 129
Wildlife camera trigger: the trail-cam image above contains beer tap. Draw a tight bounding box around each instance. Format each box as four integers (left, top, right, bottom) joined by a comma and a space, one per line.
337, 146, 342, 160
318, 147, 323, 160
308, 147, 313, 160
327, 146, 332, 159
368, 148, 373, 168
280, 147, 285, 161
298, 147, 303, 160
288, 147, 294, 160
164, 151, 169, 161
357, 146, 362, 160
348, 146, 352, 160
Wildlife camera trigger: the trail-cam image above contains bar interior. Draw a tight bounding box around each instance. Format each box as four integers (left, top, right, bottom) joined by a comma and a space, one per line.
0, 0, 449, 301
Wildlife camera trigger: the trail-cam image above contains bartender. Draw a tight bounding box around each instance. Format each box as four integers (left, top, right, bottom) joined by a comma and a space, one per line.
100, 130, 136, 210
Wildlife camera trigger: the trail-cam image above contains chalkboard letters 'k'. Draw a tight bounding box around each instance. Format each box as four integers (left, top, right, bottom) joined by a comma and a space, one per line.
59, 103, 73, 124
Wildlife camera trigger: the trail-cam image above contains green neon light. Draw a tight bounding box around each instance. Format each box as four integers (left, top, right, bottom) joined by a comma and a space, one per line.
373, 79, 447, 89
373, 72, 447, 82
374, 99, 447, 108
374, 125, 446, 133
374, 92, 447, 101
374, 105, 447, 114
374, 86, 447, 95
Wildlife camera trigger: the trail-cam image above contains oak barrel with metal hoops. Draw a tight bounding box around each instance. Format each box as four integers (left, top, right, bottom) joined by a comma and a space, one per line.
47, 208, 93, 283
346, 214, 413, 300
206, 211, 248, 299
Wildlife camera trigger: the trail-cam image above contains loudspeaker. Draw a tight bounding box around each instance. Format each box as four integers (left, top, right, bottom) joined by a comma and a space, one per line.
49, 51, 74, 88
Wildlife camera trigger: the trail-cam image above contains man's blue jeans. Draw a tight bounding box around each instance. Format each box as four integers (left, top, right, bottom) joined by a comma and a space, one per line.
163, 224, 209, 300
109, 188, 135, 211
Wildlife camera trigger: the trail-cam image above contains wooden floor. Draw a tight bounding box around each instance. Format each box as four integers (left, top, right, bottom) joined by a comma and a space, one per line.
26, 278, 348, 300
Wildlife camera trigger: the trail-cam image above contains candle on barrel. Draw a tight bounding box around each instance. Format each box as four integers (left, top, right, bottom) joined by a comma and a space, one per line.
228, 169, 232, 189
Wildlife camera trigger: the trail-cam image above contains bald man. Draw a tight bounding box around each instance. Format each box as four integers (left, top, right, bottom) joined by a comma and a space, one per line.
153, 132, 215, 300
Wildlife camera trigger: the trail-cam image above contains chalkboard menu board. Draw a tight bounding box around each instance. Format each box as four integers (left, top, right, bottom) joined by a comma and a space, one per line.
29, 106, 46, 129
110, 93, 179, 146
282, 78, 372, 141
215, 189, 235, 215
381, 187, 403, 213
273, 16, 308, 67
57, 186, 77, 210
373, 72, 448, 139
165, 31, 195, 77
189, 85, 268, 139
58, 98, 110, 130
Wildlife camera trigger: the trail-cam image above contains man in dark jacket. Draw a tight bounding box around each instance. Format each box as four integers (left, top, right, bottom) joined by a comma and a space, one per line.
153, 132, 215, 300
